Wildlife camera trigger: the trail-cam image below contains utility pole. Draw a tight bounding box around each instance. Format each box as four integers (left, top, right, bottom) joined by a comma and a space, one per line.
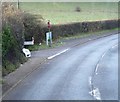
17, 0, 19, 9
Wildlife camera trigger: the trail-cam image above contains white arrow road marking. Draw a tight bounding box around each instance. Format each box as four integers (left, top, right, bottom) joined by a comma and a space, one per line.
89, 87, 101, 100
47, 48, 69, 60
89, 76, 101, 100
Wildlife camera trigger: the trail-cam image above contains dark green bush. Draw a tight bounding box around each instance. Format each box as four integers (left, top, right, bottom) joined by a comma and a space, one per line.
2, 2, 46, 76
2, 3, 24, 49
75, 6, 81, 12
51, 20, 119, 39
2, 26, 17, 58
2, 27, 27, 76
23, 13, 46, 44
2, 2, 46, 45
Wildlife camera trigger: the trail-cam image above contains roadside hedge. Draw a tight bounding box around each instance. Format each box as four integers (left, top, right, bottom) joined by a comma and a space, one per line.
50, 19, 119, 39
2, 2, 46, 76
32, 19, 119, 44
2, 26, 26, 76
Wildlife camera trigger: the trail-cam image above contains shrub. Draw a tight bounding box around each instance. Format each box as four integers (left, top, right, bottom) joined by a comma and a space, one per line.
75, 6, 81, 12
2, 26, 17, 59
2, 60, 16, 76
23, 13, 46, 43
2, 3, 26, 76
51, 20, 118, 39
2, 26, 27, 76
2, 2, 46, 45
2, 2, 24, 48
2, 2, 46, 76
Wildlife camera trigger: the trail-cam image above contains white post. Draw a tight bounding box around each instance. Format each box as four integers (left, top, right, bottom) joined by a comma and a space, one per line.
46, 32, 52, 46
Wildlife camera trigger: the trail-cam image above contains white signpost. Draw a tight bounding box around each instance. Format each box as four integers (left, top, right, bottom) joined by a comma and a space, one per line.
46, 20, 52, 47
46, 32, 52, 46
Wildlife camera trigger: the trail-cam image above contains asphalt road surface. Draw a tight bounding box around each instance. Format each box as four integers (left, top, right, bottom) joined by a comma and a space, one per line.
3, 34, 118, 100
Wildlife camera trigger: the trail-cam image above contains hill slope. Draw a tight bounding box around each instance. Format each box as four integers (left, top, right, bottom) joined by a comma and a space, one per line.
20, 2, 118, 24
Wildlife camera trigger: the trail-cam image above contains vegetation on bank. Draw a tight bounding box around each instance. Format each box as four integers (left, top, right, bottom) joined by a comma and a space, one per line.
2, 27, 27, 76
27, 28, 119, 51
2, 3, 45, 76
2, 3, 25, 76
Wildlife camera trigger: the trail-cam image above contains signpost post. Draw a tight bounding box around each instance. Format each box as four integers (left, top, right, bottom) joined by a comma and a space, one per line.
46, 32, 52, 46
46, 20, 52, 47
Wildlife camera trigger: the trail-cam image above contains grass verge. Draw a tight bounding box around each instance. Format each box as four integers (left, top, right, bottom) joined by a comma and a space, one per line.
26, 41, 64, 51
0, 79, 4, 84
61, 28, 119, 40
26, 28, 119, 51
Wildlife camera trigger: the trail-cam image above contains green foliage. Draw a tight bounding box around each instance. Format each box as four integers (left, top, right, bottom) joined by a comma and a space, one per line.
75, 6, 81, 12
26, 41, 64, 51
2, 60, 16, 75
2, 26, 17, 58
2, 27, 27, 76
51, 20, 118, 39
23, 13, 46, 44
0, 33, 2, 60
2, 3, 45, 76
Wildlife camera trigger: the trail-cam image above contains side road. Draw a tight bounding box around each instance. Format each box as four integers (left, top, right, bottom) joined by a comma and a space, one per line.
2, 30, 118, 96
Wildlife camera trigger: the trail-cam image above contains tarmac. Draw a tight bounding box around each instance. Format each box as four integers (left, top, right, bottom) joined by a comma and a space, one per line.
2, 30, 118, 97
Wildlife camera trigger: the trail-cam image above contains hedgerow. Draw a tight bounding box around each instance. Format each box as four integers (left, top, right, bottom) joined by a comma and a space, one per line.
2, 26, 26, 76
2, 2, 46, 76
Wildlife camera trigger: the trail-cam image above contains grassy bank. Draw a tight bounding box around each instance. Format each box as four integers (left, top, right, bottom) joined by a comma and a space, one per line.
19, 2, 118, 24
26, 41, 64, 51
27, 28, 118, 51
2, 3, 28, 76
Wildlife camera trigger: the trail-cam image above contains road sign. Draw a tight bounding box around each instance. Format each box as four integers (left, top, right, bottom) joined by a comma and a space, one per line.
46, 32, 52, 46
47, 20, 51, 29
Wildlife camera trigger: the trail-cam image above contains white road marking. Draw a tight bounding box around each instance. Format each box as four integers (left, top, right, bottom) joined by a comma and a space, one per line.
89, 76, 101, 100
95, 64, 99, 75
89, 43, 118, 100
47, 48, 69, 60
95, 52, 106, 75
101, 52, 106, 58
89, 76, 92, 86
95, 43, 118, 75
89, 87, 101, 100
112, 44, 118, 49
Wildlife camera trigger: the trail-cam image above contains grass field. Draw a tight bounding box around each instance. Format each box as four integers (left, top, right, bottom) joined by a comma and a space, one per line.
19, 2, 118, 24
